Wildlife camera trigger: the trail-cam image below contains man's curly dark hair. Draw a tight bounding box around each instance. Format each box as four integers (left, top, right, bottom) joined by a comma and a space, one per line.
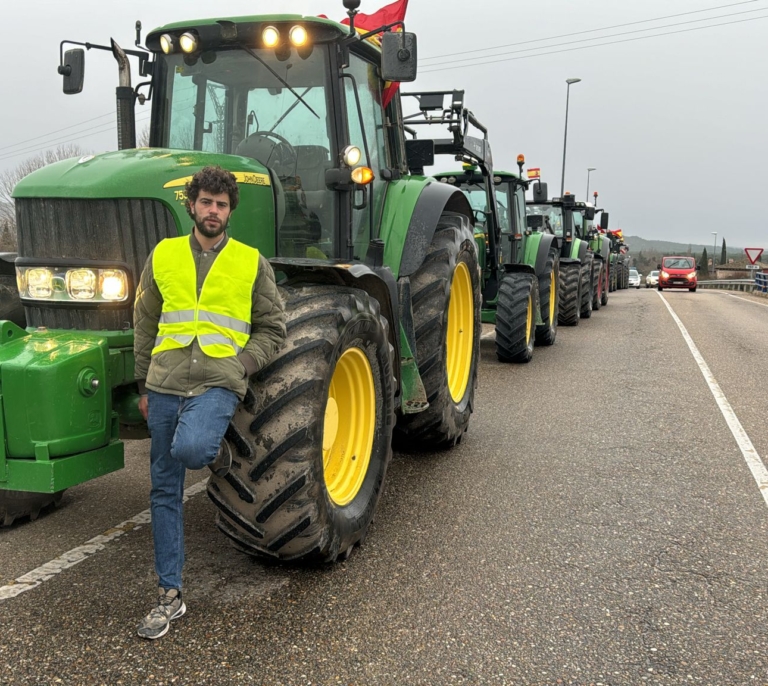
185, 166, 240, 218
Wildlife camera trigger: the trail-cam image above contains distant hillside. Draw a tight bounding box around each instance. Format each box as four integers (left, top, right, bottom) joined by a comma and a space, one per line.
624, 236, 743, 255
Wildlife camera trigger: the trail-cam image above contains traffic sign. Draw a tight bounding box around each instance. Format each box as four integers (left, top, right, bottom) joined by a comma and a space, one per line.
745, 247, 763, 264
746, 264, 760, 270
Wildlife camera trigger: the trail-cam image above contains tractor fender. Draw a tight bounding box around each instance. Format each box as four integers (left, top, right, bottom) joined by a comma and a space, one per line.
575, 239, 589, 262
269, 258, 401, 389
398, 182, 473, 278
534, 233, 558, 276
502, 263, 535, 276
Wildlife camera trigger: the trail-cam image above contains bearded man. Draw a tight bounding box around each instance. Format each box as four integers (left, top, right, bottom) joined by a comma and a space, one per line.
133, 165, 286, 639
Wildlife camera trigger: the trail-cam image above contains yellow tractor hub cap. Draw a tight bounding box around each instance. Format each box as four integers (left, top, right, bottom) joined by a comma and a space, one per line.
323, 347, 376, 506
446, 261, 474, 403
526, 294, 533, 344
549, 271, 556, 324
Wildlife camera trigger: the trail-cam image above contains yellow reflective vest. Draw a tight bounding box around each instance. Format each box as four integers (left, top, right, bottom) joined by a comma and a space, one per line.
151, 236, 259, 358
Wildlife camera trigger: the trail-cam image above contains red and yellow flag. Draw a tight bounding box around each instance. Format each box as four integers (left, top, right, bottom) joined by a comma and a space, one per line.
341, 0, 409, 107
527, 168, 541, 180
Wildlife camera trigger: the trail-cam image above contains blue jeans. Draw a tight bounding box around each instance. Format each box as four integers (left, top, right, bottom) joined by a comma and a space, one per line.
147, 387, 239, 591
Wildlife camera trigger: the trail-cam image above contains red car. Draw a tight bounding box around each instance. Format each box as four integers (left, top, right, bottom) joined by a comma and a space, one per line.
658, 256, 699, 292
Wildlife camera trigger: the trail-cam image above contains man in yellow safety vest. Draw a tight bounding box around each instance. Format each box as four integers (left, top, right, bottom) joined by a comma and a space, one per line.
133, 166, 286, 639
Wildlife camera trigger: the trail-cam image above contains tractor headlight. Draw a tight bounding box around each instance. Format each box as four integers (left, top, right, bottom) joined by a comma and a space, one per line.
99, 269, 128, 301
16, 266, 129, 303
262, 25, 280, 48
289, 25, 308, 47
66, 269, 97, 300
26, 268, 53, 299
179, 31, 199, 54
342, 145, 362, 167
159, 34, 176, 55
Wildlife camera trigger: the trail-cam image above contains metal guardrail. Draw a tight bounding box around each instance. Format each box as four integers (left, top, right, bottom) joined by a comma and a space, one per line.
755, 272, 768, 294
698, 279, 755, 292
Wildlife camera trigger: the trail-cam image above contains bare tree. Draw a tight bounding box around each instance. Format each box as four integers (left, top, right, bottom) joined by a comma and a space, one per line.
0, 144, 87, 249
138, 125, 151, 148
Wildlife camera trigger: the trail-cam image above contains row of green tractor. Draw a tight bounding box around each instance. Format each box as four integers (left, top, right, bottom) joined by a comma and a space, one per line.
0, 4, 631, 563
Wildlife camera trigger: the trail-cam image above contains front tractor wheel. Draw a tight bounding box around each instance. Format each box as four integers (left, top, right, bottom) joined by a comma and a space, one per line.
495, 273, 539, 363
558, 263, 581, 326
208, 284, 395, 563
579, 253, 594, 319
395, 213, 481, 450
591, 259, 603, 312
534, 247, 559, 346
0, 490, 65, 527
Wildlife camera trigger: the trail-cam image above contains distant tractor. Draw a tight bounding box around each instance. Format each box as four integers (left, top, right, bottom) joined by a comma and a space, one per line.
3, 6, 484, 563
405, 91, 558, 362
434, 155, 560, 361
526, 184, 604, 326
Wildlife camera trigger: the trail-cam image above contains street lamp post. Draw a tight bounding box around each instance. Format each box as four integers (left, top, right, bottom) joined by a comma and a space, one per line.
560, 77, 582, 197
586, 167, 596, 203
711, 231, 718, 277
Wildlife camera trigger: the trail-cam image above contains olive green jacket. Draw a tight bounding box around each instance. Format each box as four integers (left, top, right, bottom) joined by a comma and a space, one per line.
133, 231, 286, 400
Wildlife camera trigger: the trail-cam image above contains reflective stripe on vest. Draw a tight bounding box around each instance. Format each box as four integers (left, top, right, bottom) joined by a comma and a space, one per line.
151, 236, 259, 358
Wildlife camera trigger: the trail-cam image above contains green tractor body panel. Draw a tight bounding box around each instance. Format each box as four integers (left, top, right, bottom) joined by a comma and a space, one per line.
14, 149, 276, 254
0, 323, 125, 492
522, 230, 543, 269
379, 175, 431, 279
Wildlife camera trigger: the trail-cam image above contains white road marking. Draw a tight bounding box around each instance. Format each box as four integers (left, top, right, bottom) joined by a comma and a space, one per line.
724, 292, 768, 309
0, 479, 209, 601
657, 292, 768, 508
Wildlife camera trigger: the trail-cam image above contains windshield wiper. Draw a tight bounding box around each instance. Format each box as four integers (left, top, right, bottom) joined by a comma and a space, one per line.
240, 45, 319, 120
269, 87, 314, 132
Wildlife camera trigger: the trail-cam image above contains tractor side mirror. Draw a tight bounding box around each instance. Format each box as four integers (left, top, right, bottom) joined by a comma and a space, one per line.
600, 212, 609, 231
532, 182, 548, 203
585, 206, 595, 221
59, 48, 85, 94
381, 31, 418, 82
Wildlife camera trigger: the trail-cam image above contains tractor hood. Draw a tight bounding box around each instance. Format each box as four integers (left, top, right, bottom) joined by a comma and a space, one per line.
13, 148, 276, 252
13, 148, 271, 201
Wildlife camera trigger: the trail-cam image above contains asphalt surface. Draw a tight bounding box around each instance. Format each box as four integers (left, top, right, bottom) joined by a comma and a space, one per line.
1, 287, 767, 685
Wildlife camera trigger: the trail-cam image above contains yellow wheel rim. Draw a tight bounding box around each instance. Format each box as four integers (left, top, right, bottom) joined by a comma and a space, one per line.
549, 271, 556, 324
446, 261, 474, 403
323, 347, 376, 506
526, 295, 533, 344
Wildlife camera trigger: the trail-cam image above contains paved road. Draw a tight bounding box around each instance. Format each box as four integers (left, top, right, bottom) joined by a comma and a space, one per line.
1, 289, 767, 685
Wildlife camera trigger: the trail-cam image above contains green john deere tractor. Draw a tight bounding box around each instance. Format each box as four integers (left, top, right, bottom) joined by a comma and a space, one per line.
402, 93, 559, 363
526, 183, 596, 326
607, 230, 630, 291
2, 5, 483, 562
572, 201, 612, 312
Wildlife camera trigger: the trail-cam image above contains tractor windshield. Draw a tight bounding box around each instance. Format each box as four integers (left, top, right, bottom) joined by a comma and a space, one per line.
527, 204, 563, 237
461, 183, 511, 232
155, 46, 336, 258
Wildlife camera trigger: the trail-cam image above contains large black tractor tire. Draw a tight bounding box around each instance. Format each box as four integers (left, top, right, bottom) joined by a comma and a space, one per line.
621, 261, 630, 290
601, 263, 609, 306
609, 261, 617, 292
591, 259, 603, 312
579, 253, 594, 319
495, 272, 540, 363
534, 247, 559, 347
208, 284, 396, 564
558, 262, 581, 326
394, 213, 481, 450
0, 490, 65, 527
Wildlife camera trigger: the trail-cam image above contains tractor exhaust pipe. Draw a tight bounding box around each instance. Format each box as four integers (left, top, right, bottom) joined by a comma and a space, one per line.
111, 39, 136, 150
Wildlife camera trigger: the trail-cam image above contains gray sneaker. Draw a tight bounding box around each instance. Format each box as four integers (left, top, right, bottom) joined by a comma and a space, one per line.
208, 439, 232, 478
137, 587, 186, 640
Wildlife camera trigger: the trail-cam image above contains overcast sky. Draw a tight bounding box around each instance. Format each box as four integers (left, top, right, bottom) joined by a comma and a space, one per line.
3, 0, 766, 249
